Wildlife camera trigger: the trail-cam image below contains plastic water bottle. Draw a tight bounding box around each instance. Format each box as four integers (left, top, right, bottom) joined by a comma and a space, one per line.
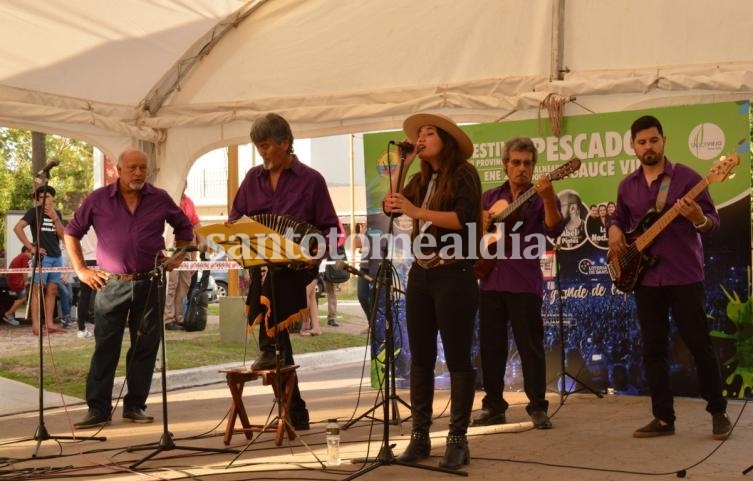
326, 418, 341, 466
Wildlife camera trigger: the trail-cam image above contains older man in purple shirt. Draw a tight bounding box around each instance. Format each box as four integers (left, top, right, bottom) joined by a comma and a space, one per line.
473, 137, 564, 430
230, 113, 339, 431
64, 148, 194, 429
608, 115, 731, 441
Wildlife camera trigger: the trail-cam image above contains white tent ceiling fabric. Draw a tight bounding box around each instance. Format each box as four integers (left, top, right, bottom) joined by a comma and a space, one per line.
1, 0, 752, 194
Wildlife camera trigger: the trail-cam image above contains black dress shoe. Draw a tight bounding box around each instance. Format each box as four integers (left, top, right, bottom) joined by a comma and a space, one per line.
471, 409, 506, 426
74, 409, 111, 429
530, 410, 552, 429
327, 319, 340, 327
291, 409, 310, 430
293, 420, 310, 430
123, 408, 154, 423
165, 322, 184, 331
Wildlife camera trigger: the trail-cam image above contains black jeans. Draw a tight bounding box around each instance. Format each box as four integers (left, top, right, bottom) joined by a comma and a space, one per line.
85, 278, 161, 415
257, 325, 308, 423
405, 261, 478, 374
635, 283, 726, 423
478, 290, 548, 414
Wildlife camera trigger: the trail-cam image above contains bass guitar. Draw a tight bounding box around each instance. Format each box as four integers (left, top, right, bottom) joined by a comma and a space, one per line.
474, 157, 581, 279
607, 153, 739, 292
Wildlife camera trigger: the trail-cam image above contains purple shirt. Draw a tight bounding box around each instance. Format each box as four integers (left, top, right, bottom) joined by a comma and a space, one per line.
230, 156, 339, 239
65, 182, 194, 274
479, 181, 564, 295
608, 159, 719, 286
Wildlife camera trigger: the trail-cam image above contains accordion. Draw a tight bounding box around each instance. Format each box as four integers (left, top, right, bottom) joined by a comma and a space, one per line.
198, 214, 323, 270
248, 214, 322, 268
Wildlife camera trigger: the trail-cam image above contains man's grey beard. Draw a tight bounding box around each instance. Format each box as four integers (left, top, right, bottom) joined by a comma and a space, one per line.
129, 181, 145, 190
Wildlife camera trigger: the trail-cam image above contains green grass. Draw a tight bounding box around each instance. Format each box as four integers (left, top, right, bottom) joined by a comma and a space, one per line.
0, 319, 366, 399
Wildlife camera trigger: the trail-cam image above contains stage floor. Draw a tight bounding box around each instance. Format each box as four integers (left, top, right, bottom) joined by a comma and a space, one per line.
0, 361, 750, 481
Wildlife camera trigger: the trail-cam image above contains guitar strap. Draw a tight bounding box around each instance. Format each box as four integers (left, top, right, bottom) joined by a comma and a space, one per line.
655, 174, 672, 212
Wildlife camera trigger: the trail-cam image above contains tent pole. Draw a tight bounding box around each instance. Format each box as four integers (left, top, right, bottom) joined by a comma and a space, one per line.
550, 0, 566, 81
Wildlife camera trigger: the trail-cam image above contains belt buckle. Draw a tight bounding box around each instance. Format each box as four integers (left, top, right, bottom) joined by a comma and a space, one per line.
415, 255, 442, 269
109, 271, 149, 281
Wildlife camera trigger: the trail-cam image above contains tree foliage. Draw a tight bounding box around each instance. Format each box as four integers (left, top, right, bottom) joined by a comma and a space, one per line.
0, 128, 94, 253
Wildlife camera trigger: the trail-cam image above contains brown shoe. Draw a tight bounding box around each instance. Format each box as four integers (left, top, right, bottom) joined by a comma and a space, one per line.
74, 409, 111, 429
633, 418, 674, 438
712, 412, 732, 440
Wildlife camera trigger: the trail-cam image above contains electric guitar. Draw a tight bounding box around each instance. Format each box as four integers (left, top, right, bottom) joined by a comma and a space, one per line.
607, 153, 740, 292
474, 157, 581, 279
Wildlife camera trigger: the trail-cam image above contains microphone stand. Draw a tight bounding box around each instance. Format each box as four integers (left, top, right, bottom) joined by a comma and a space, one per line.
342, 263, 409, 430
128, 253, 236, 468
552, 241, 602, 404
28, 172, 106, 457
344, 142, 465, 479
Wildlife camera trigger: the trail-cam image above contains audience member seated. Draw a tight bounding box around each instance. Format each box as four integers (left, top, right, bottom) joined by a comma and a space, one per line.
4, 246, 31, 326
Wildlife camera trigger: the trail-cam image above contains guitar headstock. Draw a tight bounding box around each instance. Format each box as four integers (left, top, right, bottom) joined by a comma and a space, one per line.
707, 153, 740, 184
548, 157, 582, 181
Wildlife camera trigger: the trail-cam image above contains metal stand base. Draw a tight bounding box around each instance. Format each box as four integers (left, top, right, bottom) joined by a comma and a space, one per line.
127, 432, 235, 469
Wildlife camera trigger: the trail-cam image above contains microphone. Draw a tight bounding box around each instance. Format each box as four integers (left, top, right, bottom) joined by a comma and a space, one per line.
334, 259, 374, 283
389, 140, 415, 153
35, 159, 60, 177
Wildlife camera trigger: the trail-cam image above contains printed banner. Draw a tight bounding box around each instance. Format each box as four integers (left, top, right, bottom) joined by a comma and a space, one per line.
363, 101, 752, 397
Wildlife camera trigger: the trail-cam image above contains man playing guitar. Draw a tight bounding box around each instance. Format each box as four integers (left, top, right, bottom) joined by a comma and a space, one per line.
607, 115, 732, 441
473, 137, 564, 429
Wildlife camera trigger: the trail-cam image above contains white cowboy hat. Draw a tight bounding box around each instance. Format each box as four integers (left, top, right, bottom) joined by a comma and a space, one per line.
403, 112, 474, 160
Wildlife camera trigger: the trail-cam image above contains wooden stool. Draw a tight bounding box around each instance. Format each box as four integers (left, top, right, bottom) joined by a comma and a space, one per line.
221, 365, 299, 446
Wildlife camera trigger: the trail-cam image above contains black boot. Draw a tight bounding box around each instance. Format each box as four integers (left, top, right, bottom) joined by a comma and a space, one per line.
439, 433, 469, 469
397, 366, 434, 462
397, 430, 431, 462
439, 371, 475, 469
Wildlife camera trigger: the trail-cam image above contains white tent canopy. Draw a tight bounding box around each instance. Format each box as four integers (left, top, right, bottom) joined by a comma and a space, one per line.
1, 0, 752, 195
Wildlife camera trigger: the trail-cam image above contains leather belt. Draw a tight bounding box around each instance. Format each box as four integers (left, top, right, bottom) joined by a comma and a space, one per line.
107, 271, 157, 281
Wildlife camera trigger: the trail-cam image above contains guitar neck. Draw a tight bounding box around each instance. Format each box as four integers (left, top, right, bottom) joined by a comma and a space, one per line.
492, 185, 537, 223
489, 158, 581, 224
634, 176, 710, 251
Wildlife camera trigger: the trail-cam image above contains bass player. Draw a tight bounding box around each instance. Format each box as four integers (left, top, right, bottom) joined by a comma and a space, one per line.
607, 114, 732, 440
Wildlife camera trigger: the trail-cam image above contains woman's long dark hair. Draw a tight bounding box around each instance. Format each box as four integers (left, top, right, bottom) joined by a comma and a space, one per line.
414, 127, 483, 247
418, 127, 463, 210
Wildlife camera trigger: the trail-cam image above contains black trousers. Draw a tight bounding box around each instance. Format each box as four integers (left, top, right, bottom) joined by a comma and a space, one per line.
634, 283, 726, 423
478, 290, 548, 414
257, 324, 308, 423
253, 267, 312, 425
86, 278, 160, 415
405, 261, 478, 373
